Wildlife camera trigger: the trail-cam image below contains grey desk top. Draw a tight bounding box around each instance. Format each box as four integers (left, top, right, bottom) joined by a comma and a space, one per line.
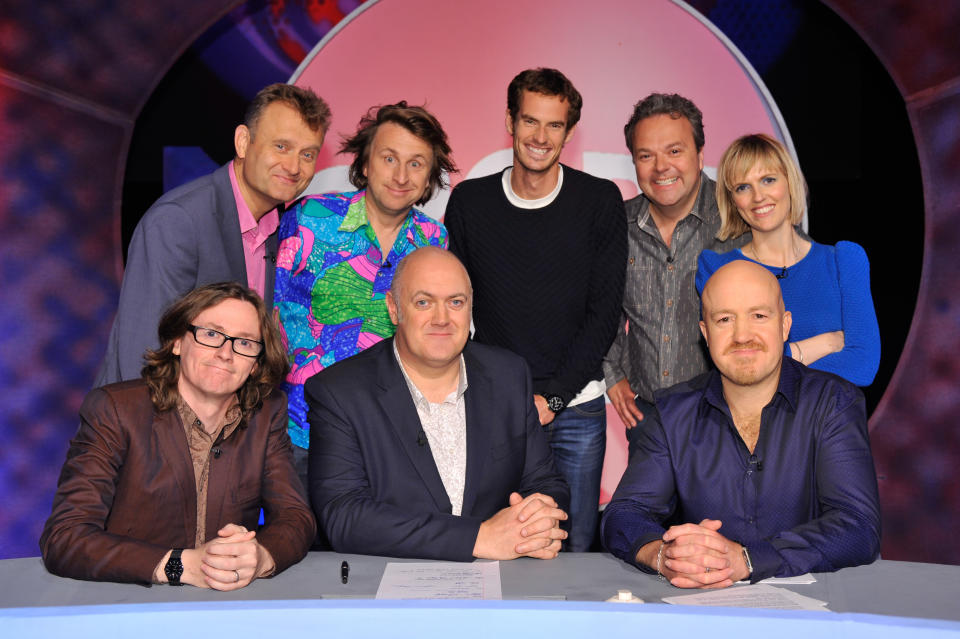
2, 553, 959, 623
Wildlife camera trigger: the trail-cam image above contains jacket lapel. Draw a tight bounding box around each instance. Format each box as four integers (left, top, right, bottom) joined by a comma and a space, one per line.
376, 340, 452, 513
203, 426, 237, 540
460, 344, 492, 518
214, 162, 248, 285
153, 409, 199, 540
263, 231, 278, 309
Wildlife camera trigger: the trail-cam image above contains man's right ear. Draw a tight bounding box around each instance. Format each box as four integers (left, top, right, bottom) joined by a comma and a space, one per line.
504, 110, 515, 137
234, 124, 250, 159
385, 291, 399, 326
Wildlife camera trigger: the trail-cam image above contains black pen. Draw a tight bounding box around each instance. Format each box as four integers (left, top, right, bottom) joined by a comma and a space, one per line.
341, 560, 349, 584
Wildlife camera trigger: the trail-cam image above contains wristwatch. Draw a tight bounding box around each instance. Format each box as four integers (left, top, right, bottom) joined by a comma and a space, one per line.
741, 545, 753, 577
544, 394, 566, 413
164, 548, 184, 586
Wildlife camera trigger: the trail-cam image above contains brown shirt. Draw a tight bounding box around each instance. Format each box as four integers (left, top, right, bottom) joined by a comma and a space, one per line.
176, 397, 242, 547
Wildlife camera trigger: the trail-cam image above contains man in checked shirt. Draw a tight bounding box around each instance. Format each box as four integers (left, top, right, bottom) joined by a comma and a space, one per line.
603, 94, 746, 453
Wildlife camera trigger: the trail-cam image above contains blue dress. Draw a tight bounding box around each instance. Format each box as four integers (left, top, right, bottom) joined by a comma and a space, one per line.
696, 241, 880, 386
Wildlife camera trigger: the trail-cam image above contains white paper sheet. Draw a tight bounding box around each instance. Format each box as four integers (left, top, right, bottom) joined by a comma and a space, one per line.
375, 561, 502, 599
757, 573, 817, 585
662, 584, 828, 610
733, 573, 817, 585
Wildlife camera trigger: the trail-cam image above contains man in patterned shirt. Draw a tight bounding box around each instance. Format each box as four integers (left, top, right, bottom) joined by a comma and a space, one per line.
274, 102, 456, 475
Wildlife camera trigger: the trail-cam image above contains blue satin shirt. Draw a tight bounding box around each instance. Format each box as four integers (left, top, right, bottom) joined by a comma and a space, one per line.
601, 357, 880, 581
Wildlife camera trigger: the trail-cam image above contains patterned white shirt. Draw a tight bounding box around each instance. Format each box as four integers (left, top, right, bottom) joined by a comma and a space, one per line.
394, 342, 469, 515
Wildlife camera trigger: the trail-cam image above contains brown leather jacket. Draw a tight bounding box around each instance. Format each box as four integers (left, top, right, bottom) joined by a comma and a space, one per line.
40, 379, 315, 584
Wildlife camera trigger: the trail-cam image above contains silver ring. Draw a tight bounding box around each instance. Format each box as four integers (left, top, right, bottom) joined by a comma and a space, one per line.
233, 570, 240, 583
705, 567, 711, 573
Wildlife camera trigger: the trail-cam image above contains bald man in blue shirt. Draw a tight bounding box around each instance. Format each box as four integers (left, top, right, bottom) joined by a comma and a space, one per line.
601, 260, 880, 587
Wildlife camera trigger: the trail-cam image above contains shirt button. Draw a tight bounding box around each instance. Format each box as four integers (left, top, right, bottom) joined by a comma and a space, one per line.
667, 264, 675, 271
666, 299, 674, 307
663, 335, 670, 343
629, 257, 635, 264
662, 370, 670, 377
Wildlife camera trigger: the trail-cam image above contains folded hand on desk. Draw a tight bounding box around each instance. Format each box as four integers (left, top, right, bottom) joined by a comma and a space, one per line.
473, 492, 568, 560
154, 523, 276, 590
637, 519, 750, 589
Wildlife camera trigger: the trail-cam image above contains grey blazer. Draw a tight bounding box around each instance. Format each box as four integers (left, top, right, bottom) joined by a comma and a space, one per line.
95, 163, 277, 386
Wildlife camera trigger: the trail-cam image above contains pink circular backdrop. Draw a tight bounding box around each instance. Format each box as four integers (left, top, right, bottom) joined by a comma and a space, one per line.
291, 0, 792, 501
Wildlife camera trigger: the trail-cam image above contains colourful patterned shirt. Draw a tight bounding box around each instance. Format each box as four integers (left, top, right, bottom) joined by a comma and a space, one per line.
274, 190, 448, 448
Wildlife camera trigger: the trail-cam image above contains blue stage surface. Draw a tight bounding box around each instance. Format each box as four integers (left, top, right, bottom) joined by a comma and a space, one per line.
3, 553, 960, 637
6, 599, 960, 638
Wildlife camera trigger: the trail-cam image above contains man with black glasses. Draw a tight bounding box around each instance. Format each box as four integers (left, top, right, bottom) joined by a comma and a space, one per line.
43, 282, 314, 588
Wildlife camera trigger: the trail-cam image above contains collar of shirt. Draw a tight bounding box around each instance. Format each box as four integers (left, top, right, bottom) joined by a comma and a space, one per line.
393, 340, 468, 410
501, 165, 564, 209
175, 394, 243, 440
230, 160, 279, 245
339, 189, 415, 232
339, 190, 417, 256
702, 356, 802, 417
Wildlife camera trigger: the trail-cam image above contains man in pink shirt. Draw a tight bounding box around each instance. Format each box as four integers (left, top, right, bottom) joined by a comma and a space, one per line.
96, 84, 330, 386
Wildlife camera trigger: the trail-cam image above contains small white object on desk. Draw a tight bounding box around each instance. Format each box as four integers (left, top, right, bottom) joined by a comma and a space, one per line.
606, 589, 644, 603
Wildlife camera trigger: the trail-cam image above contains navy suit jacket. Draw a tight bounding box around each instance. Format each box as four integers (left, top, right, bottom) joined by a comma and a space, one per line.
95, 163, 278, 386
306, 339, 569, 561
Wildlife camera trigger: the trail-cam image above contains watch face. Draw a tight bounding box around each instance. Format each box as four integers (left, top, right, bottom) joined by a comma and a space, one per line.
547, 396, 565, 413
165, 556, 184, 584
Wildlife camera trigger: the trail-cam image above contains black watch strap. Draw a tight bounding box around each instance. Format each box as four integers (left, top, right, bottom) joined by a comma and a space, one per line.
164, 548, 184, 586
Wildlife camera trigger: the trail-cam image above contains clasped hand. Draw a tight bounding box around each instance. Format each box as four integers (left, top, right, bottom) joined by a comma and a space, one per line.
181, 523, 274, 590
647, 519, 749, 589
474, 492, 568, 560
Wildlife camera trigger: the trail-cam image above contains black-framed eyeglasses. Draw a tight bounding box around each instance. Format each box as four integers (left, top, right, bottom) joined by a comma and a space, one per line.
188, 325, 263, 358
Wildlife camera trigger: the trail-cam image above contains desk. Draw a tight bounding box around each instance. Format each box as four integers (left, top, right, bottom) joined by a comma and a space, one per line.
3, 554, 959, 637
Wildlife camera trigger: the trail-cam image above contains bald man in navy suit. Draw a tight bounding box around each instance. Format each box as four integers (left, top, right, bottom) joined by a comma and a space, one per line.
306, 247, 569, 560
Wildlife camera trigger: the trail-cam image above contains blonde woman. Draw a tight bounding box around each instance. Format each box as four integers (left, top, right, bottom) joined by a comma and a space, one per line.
695, 134, 879, 386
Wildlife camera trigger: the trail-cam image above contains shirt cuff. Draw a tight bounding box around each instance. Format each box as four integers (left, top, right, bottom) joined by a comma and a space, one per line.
745, 540, 781, 583
603, 368, 626, 391
628, 531, 666, 573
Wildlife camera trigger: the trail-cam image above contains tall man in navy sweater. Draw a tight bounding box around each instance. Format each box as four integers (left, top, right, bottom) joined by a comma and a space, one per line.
444, 68, 627, 551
